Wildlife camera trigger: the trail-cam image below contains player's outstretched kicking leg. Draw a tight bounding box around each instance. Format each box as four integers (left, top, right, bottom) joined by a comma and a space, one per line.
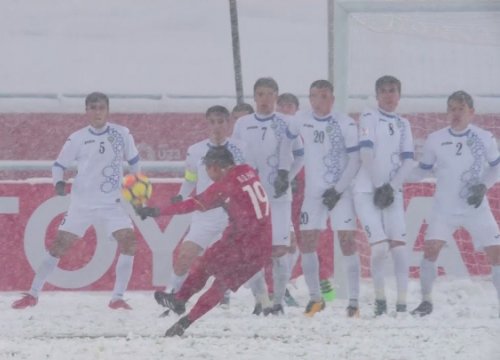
154, 290, 186, 315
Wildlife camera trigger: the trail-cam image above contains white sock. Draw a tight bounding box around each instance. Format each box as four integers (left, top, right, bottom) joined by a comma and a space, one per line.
344, 253, 360, 302
391, 245, 409, 305
420, 258, 437, 302
301, 252, 321, 302
371, 242, 389, 300
287, 251, 300, 279
272, 255, 290, 306
111, 254, 134, 301
169, 272, 188, 293
248, 269, 271, 307
30, 253, 60, 297
491, 266, 500, 306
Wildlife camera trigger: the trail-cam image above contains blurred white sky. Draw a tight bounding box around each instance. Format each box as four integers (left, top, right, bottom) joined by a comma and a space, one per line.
0, 0, 499, 113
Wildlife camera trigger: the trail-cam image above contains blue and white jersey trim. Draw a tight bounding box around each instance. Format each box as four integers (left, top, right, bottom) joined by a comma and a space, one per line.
490, 156, 500, 167
419, 162, 433, 170
53, 161, 66, 170
346, 145, 360, 153
128, 154, 140, 165
401, 151, 414, 160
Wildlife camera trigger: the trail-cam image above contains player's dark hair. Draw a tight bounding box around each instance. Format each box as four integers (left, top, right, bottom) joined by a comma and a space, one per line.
253, 77, 279, 94
232, 103, 254, 114
277, 93, 299, 108
447, 90, 474, 108
375, 75, 401, 94
310, 80, 333, 93
204, 146, 235, 168
206, 105, 230, 118
85, 92, 109, 107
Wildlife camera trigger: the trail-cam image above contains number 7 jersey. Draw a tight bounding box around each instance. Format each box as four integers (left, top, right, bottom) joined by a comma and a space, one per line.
232, 112, 302, 201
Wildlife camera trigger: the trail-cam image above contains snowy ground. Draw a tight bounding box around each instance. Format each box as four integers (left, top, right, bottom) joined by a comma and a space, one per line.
2, 277, 500, 360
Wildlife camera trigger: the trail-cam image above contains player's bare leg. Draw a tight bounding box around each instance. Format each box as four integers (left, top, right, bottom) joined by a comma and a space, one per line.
12, 230, 78, 309
299, 229, 325, 317
339, 230, 360, 317
411, 239, 445, 316
109, 228, 136, 310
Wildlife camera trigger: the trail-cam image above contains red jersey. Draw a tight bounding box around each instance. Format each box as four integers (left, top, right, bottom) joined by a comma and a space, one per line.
160, 164, 272, 252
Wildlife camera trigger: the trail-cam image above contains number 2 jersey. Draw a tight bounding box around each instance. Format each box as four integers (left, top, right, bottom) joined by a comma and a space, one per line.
53, 123, 139, 208
419, 124, 500, 215
159, 164, 272, 255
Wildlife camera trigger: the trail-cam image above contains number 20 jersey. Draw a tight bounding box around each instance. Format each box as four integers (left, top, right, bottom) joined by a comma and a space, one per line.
287, 111, 359, 198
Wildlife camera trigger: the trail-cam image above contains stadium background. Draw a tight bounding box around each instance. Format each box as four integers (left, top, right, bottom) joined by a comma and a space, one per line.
1, 0, 499, 294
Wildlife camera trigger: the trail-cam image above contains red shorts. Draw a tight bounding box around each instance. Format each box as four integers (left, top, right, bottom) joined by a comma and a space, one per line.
197, 228, 272, 291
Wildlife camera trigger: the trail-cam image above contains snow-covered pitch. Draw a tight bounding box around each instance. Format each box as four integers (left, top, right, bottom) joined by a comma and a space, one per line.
2, 277, 499, 360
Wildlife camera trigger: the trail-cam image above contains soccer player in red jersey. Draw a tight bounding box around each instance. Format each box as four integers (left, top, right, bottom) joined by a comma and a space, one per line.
136, 146, 272, 337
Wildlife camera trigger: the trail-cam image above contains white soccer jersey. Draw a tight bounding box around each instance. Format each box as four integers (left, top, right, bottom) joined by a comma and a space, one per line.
54, 123, 139, 208
287, 111, 359, 198
354, 108, 414, 192
183, 137, 249, 195
180, 137, 250, 237
232, 112, 302, 201
419, 124, 500, 215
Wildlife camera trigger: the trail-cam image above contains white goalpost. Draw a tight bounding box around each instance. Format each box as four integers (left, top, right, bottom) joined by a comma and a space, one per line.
331, 0, 500, 113
329, 0, 500, 299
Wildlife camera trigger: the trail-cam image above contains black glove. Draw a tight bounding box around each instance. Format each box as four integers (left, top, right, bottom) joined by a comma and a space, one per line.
170, 194, 183, 204
373, 183, 395, 209
322, 187, 342, 211
273, 169, 289, 198
134, 205, 161, 220
55, 181, 67, 196
467, 183, 487, 208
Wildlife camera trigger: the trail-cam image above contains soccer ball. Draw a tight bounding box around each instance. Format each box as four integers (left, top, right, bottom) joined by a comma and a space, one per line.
121, 173, 153, 205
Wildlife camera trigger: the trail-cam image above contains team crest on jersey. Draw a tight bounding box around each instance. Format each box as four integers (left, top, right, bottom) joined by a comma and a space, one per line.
466, 138, 474, 146
326, 126, 332, 133
108, 136, 115, 143
271, 123, 277, 129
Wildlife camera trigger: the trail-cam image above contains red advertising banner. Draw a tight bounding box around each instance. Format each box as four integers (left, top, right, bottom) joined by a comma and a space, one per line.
1, 182, 498, 291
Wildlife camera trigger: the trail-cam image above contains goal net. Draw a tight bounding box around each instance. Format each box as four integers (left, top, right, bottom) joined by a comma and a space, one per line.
331, 0, 500, 291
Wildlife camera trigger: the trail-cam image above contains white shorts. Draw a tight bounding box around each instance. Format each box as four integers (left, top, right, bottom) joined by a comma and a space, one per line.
270, 200, 291, 246
426, 206, 500, 250
354, 191, 407, 244
185, 208, 227, 249
59, 202, 133, 239
300, 192, 357, 231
